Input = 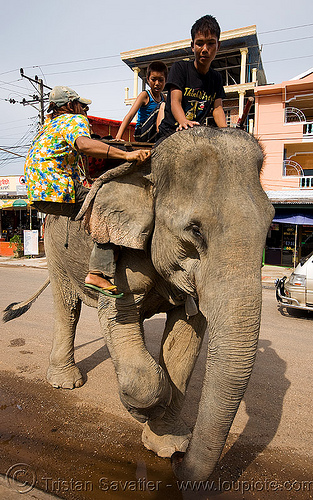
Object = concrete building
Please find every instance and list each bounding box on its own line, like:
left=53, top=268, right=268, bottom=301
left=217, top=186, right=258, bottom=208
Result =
left=120, top=25, right=266, bottom=131
left=254, top=69, right=313, bottom=266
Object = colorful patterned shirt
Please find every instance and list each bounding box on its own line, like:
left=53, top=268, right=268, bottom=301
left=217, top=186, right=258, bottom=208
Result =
left=25, top=114, right=91, bottom=203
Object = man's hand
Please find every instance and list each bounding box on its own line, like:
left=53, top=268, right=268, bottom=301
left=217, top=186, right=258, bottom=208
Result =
left=171, top=88, right=200, bottom=132
left=176, top=120, right=200, bottom=131
left=75, top=136, right=151, bottom=163
left=125, top=149, right=151, bottom=163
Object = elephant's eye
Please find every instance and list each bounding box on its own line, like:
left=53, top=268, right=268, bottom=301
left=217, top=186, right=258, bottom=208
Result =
left=185, top=223, right=206, bottom=247
left=191, top=224, right=202, bottom=237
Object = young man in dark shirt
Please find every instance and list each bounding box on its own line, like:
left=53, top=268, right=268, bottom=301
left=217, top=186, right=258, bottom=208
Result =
left=158, top=15, right=226, bottom=138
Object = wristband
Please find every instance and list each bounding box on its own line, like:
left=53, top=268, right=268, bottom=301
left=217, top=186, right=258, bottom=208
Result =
left=106, top=145, right=111, bottom=160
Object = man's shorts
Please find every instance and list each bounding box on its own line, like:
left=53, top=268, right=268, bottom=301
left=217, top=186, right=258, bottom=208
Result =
left=31, top=180, right=89, bottom=219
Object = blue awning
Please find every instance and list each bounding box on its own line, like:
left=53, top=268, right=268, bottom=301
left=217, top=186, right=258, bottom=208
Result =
left=273, top=213, right=313, bottom=225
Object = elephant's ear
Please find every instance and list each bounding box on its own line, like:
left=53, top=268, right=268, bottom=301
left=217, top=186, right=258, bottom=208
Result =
left=84, top=170, right=154, bottom=250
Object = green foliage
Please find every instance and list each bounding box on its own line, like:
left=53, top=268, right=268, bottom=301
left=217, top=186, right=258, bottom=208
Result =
left=9, top=234, right=24, bottom=257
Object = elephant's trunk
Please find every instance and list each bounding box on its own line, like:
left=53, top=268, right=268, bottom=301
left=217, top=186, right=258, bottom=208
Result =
left=173, top=263, right=262, bottom=480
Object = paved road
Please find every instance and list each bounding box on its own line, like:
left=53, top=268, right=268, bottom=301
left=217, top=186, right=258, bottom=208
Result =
left=0, top=266, right=312, bottom=500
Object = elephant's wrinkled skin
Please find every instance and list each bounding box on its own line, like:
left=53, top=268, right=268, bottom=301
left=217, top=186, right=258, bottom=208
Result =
left=7, top=127, right=274, bottom=481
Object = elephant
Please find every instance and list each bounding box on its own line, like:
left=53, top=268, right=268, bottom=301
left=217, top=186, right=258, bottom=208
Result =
left=3, top=126, right=274, bottom=481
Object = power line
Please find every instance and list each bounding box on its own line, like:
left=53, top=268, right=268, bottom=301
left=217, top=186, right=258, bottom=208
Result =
left=263, top=35, right=313, bottom=46
left=0, top=79, right=30, bottom=91
left=0, top=117, right=35, bottom=125
left=262, top=53, right=313, bottom=64
left=0, top=125, right=35, bottom=132
left=0, top=137, right=31, bottom=141
left=259, top=23, right=313, bottom=35
left=0, top=55, right=121, bottom=78
left=0, top=54, right=310, bottom=112
left=217, top=37, right=313, bottom=55
left=1, top=22, right=312, bottom=79
left=25, top=54, right=121, bottom=69
left=0, top=85, right=32, bottom=98
left=10, top=70, right=51, bottom=126
left=70, top=78, right=133, bottom=87
left=0, top=123, right=35, bottom=132
left=0, top=145, right=30, bottom=148
left=1, top=34, right=312, bottom=87
left=0, top=146, right=25, bottom=158
left=0, top=119, right=37, bottom=167
left=19, top=36, right=313, bottom=78
left=44, top=64, right=124, bottom=76
left=0, top=69, right=19, bottom=77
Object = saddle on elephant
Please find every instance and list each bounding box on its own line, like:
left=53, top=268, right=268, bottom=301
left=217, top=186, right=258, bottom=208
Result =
left=86, top=137, right=153, bottom=180
left=77, top=139, right=154, bottom=251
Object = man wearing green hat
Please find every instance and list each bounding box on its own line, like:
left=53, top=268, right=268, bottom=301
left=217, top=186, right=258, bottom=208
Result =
left=25, top=86, right=150, bottom=297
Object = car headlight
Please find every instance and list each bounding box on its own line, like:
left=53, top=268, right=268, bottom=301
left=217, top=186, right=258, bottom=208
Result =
left=288, top=273, right=306, bottom=286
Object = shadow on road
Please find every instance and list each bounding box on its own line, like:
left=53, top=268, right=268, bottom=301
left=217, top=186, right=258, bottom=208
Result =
left=277, top=304, right=313, bottom=319
left=214, top=338, right=291, bottom=482
left=76, top=342, right=110, bottom=382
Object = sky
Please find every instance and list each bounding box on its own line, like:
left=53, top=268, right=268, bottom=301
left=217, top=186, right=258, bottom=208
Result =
left=0, top=0, right=312, bottom=176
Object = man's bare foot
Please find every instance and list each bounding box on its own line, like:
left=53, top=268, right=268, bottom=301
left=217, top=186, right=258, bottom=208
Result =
left=85, top=273, right=118, bottom=293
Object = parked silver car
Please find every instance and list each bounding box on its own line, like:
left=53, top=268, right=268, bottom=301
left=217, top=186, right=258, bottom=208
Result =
left=276, top=251, right=313, bottom=312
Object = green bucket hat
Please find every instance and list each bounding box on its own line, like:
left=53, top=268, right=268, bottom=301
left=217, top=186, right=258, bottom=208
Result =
left=48, top=86, right=92, bottom=109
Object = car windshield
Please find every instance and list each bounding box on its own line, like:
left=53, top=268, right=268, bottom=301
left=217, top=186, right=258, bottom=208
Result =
left=300, top=251, right=313, bottom=266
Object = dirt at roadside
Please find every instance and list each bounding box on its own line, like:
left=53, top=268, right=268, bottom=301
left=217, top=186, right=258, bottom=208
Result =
left=1, top=372, right=312, bottom=500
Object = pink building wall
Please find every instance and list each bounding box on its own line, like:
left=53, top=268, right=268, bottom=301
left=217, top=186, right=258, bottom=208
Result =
left=254, top=74, right=313, bottom=191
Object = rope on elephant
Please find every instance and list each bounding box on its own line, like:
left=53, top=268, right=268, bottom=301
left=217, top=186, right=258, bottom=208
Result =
left=75, top=157, right=151, bottom=222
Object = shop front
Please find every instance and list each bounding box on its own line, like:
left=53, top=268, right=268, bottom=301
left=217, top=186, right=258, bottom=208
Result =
left=0, top=203, right=44, bottom=256
left=0, top=175, right=44, bottom=256
left=265, top=207, right=313, bottom=267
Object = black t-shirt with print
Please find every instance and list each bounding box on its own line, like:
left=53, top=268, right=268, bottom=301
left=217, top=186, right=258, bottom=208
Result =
left=158, top=60, right=225, bottom=137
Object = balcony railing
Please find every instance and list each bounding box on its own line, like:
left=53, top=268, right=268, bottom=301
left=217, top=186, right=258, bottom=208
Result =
left=285, top=107, right=306, bottom=123
left=300, top=176, right=313, bottom=189
left=283, top=161, right=313, bottom=188
left=283, top=159, right=304, bottom=176
left=304, top=122, right=313, bottom=137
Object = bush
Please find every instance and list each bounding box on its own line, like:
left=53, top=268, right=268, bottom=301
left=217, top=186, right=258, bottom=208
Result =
left=9, top=234, right=24, bottom=258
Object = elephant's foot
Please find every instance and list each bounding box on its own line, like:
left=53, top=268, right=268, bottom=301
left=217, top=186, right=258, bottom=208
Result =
left=47, top=364, right=84, bottom=389
left=142, top=418, right=191, bottom=458
left=119, top=368, right=172, bottom=423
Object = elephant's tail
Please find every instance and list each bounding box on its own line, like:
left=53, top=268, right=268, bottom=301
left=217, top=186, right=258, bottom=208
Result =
left=2, top=277, right=50, bottom=322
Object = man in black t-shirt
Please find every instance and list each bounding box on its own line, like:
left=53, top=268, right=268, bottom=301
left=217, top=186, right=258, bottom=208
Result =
left=158, top=15, right=226, bottom=138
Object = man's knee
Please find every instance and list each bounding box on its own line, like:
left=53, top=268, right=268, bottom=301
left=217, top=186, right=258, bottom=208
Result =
left=32, top=201, right=77, bottom=218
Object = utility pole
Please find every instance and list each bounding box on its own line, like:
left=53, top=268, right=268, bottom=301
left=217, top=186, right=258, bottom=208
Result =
left=19, top=68, right=52, bottom=126
left=39, top=78, right=45, bottom=126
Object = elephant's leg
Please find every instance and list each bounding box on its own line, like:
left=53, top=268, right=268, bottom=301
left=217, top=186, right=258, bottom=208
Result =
left=46, top=271, right=83, bottom=389
left=142, top=306, right=207, bottom=457
left=97, top=293, right=172, bottom=423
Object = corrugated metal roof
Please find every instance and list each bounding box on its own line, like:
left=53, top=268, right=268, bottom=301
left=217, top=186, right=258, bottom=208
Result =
left=266, top=190, right=313, bottom=204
